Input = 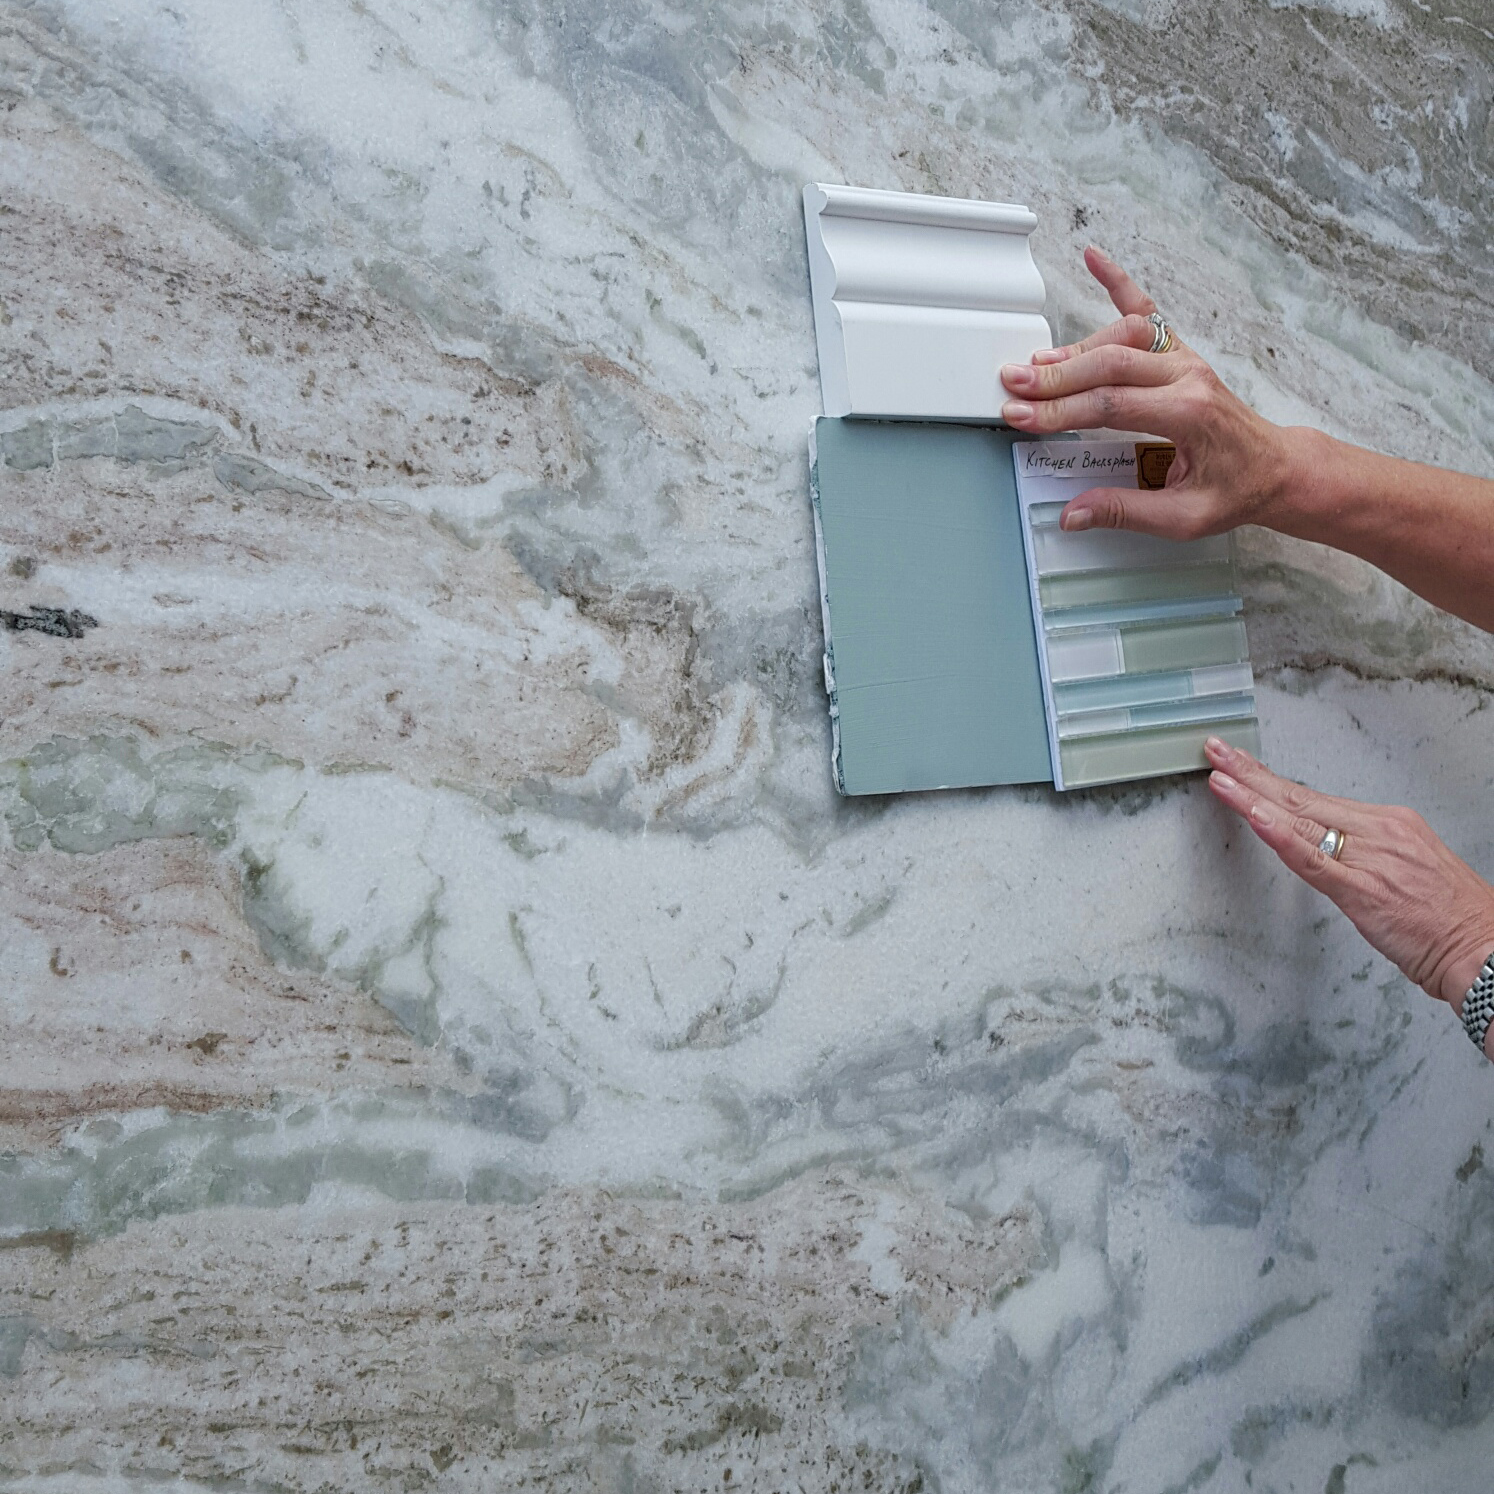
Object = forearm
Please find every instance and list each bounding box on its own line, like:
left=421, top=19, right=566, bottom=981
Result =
left=1270, top=427, right=1494, bottom=633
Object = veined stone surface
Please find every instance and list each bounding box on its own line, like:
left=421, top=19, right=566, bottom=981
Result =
left=1, top=1, right=1492, bottom=1489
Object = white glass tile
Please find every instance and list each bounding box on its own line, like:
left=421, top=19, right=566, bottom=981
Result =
left=1191, top=661, right=1255, bottom=697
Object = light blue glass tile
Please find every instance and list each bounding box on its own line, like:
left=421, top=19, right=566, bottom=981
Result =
left=1128, top=692, right=1257, bottom=730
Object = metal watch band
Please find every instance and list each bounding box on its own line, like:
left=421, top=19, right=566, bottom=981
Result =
left=1459, top=952, right=1494, bottom=1057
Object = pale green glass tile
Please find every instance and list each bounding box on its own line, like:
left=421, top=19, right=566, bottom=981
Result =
left=1052, top=669, right=1192, bottom=713
left=1039, top=562, right=1238, bottom=610
left=1120, top=615, right=1248, bottom=673
left=1059, top=715, right=1261, bottom=788
left=1031, top=524, right=1231, bottom=577
left=1045, top=594, right=1240, bottom=631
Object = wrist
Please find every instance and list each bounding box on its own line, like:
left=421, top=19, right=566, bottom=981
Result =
left=1257, top=424, right=1335, bottom=536
left=1434, top=930, right=1494, bottom=1013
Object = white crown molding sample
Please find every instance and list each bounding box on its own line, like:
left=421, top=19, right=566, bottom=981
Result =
left=803, top=183, right=1053, bottom=421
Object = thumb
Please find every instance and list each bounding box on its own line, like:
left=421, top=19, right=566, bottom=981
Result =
left=1059, top=485, right=1210, bottom=541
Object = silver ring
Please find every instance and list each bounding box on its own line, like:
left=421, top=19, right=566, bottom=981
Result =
left=1147, top=311, right=1175, bottom=354
left=1317, top=827, right=1346, bottom=861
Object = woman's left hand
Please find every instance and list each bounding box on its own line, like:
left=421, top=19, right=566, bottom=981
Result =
left=1204, top=736, right=1494, bottom=1041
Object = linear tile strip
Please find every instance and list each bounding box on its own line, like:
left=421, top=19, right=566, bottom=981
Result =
left=1058, top=716, right=1262, bottom=788
left=1056, top=691, right=1258, bottom=740
left=1039, top=562, right=1238, bottom=610
left=1052, top=662, right=1255, bottom=713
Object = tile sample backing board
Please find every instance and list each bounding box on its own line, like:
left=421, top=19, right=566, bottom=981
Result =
left=809, top=417, right=1052, bottom=795
left=1013, top=440, right=1261, bottom=790
left=808, top=423, right=1263, bottom=795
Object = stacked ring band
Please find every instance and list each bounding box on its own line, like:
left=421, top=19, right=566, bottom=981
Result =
left=1317, top=827, right=1346, bottom=861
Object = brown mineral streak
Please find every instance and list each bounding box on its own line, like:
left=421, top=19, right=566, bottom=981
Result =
left=0, top=1178, right=1039, bottom=1487
left=0, top=93, right=715, bottom=795
left=0, top=838, right=472, bottom=1149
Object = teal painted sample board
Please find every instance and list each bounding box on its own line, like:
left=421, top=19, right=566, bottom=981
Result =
left=810, top=417, right=1052, bottom=795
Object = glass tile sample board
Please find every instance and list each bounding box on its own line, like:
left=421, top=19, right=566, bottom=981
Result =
left=808, top=422, right=1260, bottom=794
left=1013, top=440, right=1260, bottom=790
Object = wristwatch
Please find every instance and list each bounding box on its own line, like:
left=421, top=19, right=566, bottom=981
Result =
left=1459, top=952, right=1494, bottom=1057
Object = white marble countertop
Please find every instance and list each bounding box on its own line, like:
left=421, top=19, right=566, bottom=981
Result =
left=3, top=0, right=1493, bottom=1488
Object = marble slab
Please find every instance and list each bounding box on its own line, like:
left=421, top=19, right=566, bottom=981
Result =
left=3, top=0, right=1494, bottom=1489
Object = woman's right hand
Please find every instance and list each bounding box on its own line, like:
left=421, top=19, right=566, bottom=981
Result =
left=999, top=247, right=1304, bottom=541
left=1205, top=737, right=1494, bottom=1047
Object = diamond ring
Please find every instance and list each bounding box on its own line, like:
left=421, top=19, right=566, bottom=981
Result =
left=1317, top=827, right=1346, bottom=861
left=1147, top=311, right=1175, bottom=354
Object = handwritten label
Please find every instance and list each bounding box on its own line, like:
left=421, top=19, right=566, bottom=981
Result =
left=1020, top=444, right=1139, bottom=478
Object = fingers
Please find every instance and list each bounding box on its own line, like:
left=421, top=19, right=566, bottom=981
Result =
left=1033, top=314, right=1158, bottom=367
left=1003, top=343, right=1178, bottom=403
left=1205, top=739, right=1377, bottom=835
left=1001, top=383, right=1173, bottom=438
left=1056, top=485, right=1214, bottom=542
left=1207, top=762, right=1354, bottom=893
left=1085, top=246, right=1158, bottom=318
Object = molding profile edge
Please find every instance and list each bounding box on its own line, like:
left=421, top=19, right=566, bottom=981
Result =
left=803, top=182, right=1052, bottom=422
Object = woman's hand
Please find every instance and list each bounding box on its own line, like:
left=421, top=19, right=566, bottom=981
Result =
left=1205, top=736, right=1494, bottom=1046
left=999, top=247, right=1298, bottom=542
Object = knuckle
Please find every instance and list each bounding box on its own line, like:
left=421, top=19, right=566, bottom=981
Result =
left=1291, top=814, right=1320, bottom=843
left=1380, top=806, right=1425, bottom=844
left=1097, top=343, right=1132, bottom=379
left=1098, top=498, right=1128, bottom=530
left=1281, top=782, right=1315, bottom=814
left=1093, top=386, right=1121, bottom=419
left=1034, top=362, right=1064, bottom=396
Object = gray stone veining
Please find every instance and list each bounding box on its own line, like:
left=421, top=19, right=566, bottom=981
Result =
left=2, top=0, right=1493, bottom=1489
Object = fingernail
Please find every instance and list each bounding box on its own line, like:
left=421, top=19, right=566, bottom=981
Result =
left=1061, top=507, right=1092, bottom=531
left=1001, top=363, right=1033, bottom=389
left=1250, top=803, right=1274, bottom=827
left=1205, top=735, right=1234, bottom=764
left=1209, top=771, right=1237, bottom=792
left=1032, top=348, right=1066, bottom=365
left=1089, top=245, right=1113, bottom=262
left=1002, top=401, right=1034, bottom=424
